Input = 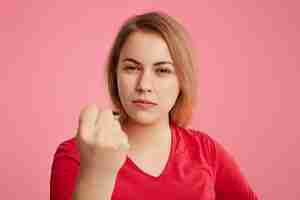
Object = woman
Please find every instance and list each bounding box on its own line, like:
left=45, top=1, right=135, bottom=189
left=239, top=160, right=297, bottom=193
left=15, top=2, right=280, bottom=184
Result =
left=50, top=11, right=258, bottom=200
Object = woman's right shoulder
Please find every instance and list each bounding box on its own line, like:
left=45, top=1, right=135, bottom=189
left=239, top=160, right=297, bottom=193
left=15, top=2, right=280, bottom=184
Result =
left=53, top=137, right=80, bottom=163
left=50, top=137, right=80, bottom=199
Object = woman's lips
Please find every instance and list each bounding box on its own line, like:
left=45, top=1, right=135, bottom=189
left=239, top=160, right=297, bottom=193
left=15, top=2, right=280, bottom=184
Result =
left=132, top=99, right=157, bottom=105
left=132, top=100, right=157, bottom=109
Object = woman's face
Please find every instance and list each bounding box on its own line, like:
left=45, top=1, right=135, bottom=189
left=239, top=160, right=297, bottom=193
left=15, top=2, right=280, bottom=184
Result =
left=116, top=31, right=180, bottom=125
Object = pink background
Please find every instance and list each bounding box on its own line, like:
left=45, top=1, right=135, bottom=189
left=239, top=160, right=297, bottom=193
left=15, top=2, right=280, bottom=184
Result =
left=1, top=1, right=299, bottom=199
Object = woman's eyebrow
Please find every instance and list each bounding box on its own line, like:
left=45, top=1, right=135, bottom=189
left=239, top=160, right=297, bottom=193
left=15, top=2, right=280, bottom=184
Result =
left=122, top=58, right=173, bottom=66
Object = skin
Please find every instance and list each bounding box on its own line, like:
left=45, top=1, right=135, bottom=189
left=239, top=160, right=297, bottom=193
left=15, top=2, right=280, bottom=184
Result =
left=116, top=31, right=180, bottom=168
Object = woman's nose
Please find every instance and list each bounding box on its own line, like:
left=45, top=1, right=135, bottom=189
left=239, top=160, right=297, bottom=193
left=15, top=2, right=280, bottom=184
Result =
left=135, top=70, right=153, bottom=93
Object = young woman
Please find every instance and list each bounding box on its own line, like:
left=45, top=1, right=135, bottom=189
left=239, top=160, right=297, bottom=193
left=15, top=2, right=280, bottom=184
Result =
left=50, top=11, right=258, bottom=200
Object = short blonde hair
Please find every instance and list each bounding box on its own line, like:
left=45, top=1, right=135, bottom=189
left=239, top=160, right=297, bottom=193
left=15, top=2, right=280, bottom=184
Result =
left=105, top=11, right=198, bottom=127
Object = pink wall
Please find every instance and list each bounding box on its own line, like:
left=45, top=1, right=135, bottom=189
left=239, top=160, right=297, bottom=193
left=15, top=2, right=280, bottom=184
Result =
left=1, top=1, right=299, bottom=199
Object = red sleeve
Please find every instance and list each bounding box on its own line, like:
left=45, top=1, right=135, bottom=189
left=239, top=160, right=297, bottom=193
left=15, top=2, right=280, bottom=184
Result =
left=212, top=139, right=259, bottom=200
left=50, top=138, right=80, bottom=200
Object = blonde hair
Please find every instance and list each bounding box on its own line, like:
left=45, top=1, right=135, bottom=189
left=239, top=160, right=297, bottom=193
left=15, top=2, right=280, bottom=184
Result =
left=105, top=11, right=198, bottom=128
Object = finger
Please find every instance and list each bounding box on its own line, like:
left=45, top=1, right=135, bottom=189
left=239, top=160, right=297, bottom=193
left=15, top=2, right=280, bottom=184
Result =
left=119, top=134, right=130, bottom=150
left=95, top=109, right=116, bottom=128
left=78, top=104, right=99, bottom=139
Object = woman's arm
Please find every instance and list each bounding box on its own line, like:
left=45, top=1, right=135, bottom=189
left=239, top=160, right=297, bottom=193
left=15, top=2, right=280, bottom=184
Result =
left=50, top=147, right=80, bottom=200
left=213, top=140, right=259, bottom=200
left=72, top=166, right=118, bottom=200
left=50, top=140, right=118, bottom=200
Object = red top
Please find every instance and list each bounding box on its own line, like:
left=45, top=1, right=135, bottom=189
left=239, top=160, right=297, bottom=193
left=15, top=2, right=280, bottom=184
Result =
left=50, top=121, right=258, bottom=199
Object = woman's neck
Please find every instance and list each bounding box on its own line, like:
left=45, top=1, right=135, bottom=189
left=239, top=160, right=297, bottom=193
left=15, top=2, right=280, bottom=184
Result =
left=121, top=117, right=171, bottom=152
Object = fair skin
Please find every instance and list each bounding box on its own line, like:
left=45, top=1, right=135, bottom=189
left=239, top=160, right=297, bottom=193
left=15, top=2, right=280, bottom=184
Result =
left=116, top=31, right=180, bottom=176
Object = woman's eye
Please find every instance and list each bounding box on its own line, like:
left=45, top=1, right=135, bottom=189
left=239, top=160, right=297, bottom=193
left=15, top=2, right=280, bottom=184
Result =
left=157, top=68, right=172, bottom=74
left=123, top=66, right=172, bottom=74
left=124, top=66, right=139, bottom=71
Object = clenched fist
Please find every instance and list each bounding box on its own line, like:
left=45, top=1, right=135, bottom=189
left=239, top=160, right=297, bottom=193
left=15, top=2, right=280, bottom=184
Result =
left=76, top=104, right=130, bottom=175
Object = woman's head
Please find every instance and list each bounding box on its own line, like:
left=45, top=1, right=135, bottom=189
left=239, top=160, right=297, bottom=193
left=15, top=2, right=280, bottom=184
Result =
left=105, top=11, right=198, bottom=127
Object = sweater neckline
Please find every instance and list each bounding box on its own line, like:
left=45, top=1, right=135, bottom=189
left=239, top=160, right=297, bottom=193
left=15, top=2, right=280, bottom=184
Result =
left=125, top=121, right=176, bottom=180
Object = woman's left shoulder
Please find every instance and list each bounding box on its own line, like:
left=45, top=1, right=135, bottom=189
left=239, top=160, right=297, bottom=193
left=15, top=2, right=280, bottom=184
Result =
left=177, top=125, right=218, bottom=149
left=174, top=124, right=219, bottom=159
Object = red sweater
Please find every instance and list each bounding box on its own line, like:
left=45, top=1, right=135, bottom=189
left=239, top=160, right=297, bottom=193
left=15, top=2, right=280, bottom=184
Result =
left=50, top=121, right=258, bottom=199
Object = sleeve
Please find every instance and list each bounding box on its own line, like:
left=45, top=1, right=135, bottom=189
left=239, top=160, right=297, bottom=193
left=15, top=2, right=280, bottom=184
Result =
left=50, top=139, right=80, bottom=200
left=212, top=139, right=259, bottom=200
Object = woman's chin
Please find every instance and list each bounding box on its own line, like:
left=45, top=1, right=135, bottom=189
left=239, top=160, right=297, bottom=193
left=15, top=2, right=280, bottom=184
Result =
left=129, top=113, right=161, bottom=125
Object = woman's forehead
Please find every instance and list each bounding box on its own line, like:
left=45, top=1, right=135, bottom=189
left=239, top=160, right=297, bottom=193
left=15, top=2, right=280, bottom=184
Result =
left=119, top=32, right=173, bottom=64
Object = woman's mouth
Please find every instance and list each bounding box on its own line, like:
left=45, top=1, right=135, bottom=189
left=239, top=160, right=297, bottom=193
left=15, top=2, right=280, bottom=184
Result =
left=132, top=100, right=157, bottom=109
